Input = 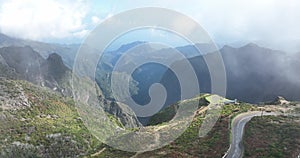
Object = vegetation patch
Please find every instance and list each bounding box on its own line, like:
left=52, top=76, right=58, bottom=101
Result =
left=243, top=115, right=300, bottom=158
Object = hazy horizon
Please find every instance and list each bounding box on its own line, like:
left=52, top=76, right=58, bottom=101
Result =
left=0, top=0, right=300, bottom=52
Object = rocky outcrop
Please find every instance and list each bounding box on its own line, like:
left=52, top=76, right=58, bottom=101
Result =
left=0, top=45, right=141, bottom=128
left=0, top=78, right=30, bottom=110
left=272, top=96, right=290, bottom=105
left=0, top=46, right=72, bottom=96
left=108, top=101, right=141, bottom=128
left=98, top=95, right=141, bottom=128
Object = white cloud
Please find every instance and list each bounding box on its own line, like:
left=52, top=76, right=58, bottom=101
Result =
left=189, top=0, right=300, bottom=42
left=73, top=29, right=89, bottom=38
left=91, top=16, right=100, bottom=24
left=113, top=0, right=300, bottom=47
left=0, top=0, right=89, bottom=40
left=1, top=0, right=300, bottom=48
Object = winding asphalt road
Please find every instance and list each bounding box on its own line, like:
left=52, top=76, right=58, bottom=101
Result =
left=225, top=111, right=277, bottom=158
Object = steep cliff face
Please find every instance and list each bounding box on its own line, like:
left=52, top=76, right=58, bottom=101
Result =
left=0, top=46, right=141, bottom=128
left=0, top=46, right=72, bottom=96
left=0, top=54, right=19, bottom=79
left=0, top=54, right=6, bottom=65
left=43, top=52, right=73, bottom=96
left=0, top=46, right=45, bottom=84
left=46, top=53, right=69, bottom=79
left=98, top=96, right=141, bottom=128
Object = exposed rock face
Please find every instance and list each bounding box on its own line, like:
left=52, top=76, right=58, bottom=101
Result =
left=0, top=45, right=141, bottom=128
left=100, top=96, right=141, bottom=128
left=0, top=46, right=45, bottom=84
left=0, top=54, right=6, bottom=65
left=46, top=53, right=69, bottom=79
left=0, top=46, right=72, bottom=96
left=111, top=102, right=141, bottom=128
left=0, top=45, right=140, bottom=129
left=43, top=53, right=72, bottom=96
left=0, top=78, right=30, bottom=110
left=0, top=55, right=19, bottom=80
left=272, top=96, right=290, bottom=105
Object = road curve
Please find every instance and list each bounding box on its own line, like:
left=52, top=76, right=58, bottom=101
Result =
left=225, top=111, right=277, bottom=158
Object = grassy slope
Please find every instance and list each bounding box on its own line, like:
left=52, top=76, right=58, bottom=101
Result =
left=0, top=80, right=106, bottom=157
left=243, top=115, right=300, bottom=158
left=120, top=99, right=256, bottom=158
left=0, top=80, right=262, bottom=158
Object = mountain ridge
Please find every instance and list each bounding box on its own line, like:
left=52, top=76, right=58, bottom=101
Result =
left=1, top=32, right=300, bottom=104
left=0, top=45, right=141, bottom=128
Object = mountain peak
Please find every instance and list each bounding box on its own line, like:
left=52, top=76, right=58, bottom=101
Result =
left=241, top=42, right=260, bottom=49
left=117, top=41, right=146, bottom=52
left=220, top=45, right=237, bottom=53
left=47, top=53, right=63, bottom=63
left=0, top=32, right=10, bottom=38
left=222, top=45, right=235, bottom=50
left=46, top=53, right=69, bottom=76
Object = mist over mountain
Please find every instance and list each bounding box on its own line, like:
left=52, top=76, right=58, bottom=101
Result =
left=99, top=40, right=300, bottom=106
left=161, top=43, right=300, bottom=104
left=0, top=46, right=73, bottom=95
left=1, top=32, right=300, bottom=105
left=222, top=43, right=300, bottom=102
left=96, top=41, right=220, bottom=103
left=0, top=38, right=141, bottom=128
left=0, top=33, right=79, bottom=68
left=0, top=32, right=299, bottom=157
left=1, top=1, right=300, bottom=156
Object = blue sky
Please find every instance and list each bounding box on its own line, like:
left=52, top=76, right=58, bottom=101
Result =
left=0, top=0, right=300, bottom=51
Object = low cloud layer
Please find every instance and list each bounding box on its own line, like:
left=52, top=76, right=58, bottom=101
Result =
left=0, top=0, right=300, bottom=49
left=0, top=0, right=90, bottom=40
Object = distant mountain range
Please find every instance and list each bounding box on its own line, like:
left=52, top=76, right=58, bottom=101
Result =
left=0, top=33, right=79, bottom=68
left=1, top=33, right=299, bottom=157
left=222, top=43, right=300, bottom=102
left=161, top=43, right=300, bottom=104
left=1, top=32, right=300, bottom=105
